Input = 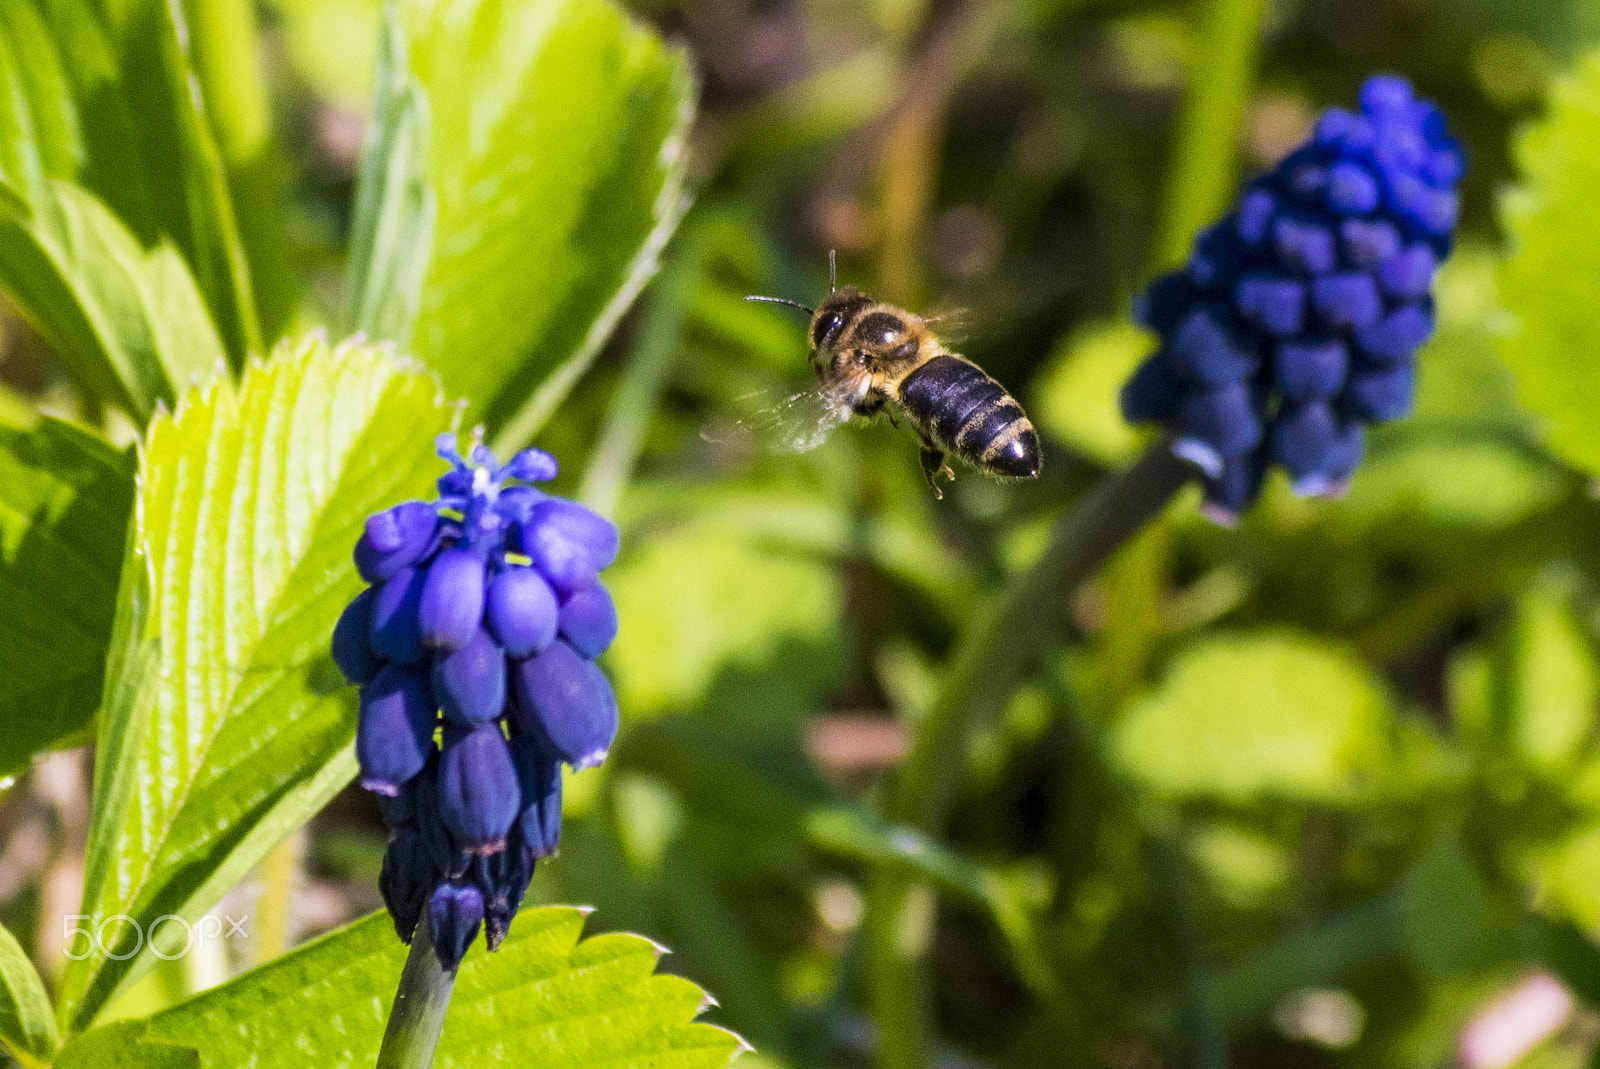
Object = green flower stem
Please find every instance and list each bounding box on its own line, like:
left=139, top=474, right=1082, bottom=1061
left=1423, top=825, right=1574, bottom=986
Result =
left=376, top=924, right=456, bottom=1069
left=862, top=870, right=933, bottom=1069
left=859, top=442, right=1195, bottom=1069
left=859, top=0, right=1263, bottom=1058
left=889, top=440, right=1196, bottom=829
left=1147, top=838, right=1227, bottom=1069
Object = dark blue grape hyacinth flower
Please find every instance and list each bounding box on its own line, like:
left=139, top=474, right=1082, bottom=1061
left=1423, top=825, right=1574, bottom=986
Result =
left=332, top=433, right=621, bottom=970
left=1122, top=74, right=1465, bottom=522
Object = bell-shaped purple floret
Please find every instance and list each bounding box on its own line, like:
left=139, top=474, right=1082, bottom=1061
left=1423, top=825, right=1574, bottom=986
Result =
left=1134, top=272, right=1197, bottom=334
left=1120, top=353, right=1184, bottom=423
left=1355, top=304, right=1434, bottom=365
left=418, top=547, right=486, bottom=651
left=369, top=566, right=427, bottom=666
left=1361, top=73, right=1414, bottom=117
left=1343, top=362, right=1416, bottom=422
left=332, top=588, right=381, bottom=686
left=508, top=641, right=619, bottom=771
left=378, top=773, right=417, bottom=826
left=380, top=826, right=435, bottom=943
left=438, top=724, right=520, bottom=855
left=428, top=881, right=484, bottom=971
left=1235, top=275, right=1305, bottom=338
left=1378, top=244, right=1436, bottom=300
left=509, top=732, right=563, bottom=859
left=1275, top=339, right=1349, bottom=402
left=1340, top=218, right=1401, bottom=269
left=1200, top=449, right=1268, bottom=525
left=1310, top=274, right=1381, bottom=332
left=1167, top=307, right=1257, bottom=386
left=1273, top=216, right=1335, bottom=274
left=355, top=501, right=438, bottom=584
left=357, top=665, right=436, bottom=796
left=1187, top=223, right=1248, bottom=292
left=1236, top=189, right=1276, bottom=247
left=472, top=845, right=534, bottom=951
left=559, top=584, right=618, bottom=659
left=1175, top=382, right=1264, bottom=459
left=412, top=760, right=468, bottom=879
left=1326, top=161, right=1379, bottom=215
left=1315, top=107, right=1374, bottom=154
left=432, top=627, right=507, bottom=725
left=519, top=500, right=620, bottom=595
left=1272, top=401, right=1344, bottom=481
left=486, top=566, right=559, bottom=659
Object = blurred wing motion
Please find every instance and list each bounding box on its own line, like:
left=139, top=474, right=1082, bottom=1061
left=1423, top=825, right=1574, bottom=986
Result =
left=702, top=385, right=853, bottom=455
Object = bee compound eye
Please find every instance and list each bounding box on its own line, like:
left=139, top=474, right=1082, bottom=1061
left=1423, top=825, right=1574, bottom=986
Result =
left=813, top=312, right=845, bottom=348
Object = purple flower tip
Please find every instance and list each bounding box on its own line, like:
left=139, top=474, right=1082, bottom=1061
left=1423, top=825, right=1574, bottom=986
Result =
left=1121, top=73, right=1462, bottom=517
left=428, top=881, right=485, bottom=971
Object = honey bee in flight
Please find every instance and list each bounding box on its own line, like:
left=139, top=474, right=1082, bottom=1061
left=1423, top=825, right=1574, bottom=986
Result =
left=746, top=256, right=1041, bottom=497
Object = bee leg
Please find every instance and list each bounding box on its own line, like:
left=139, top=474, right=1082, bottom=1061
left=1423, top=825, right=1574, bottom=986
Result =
left=919, top=446, right=955, bottom=499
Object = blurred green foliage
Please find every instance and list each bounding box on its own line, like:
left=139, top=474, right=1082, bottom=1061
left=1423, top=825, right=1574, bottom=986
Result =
left=4, top=0, right=1600, bottom=1066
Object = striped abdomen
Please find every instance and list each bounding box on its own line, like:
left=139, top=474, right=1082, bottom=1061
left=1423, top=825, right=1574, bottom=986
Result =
left=898, top=355, right=1041, bottom=478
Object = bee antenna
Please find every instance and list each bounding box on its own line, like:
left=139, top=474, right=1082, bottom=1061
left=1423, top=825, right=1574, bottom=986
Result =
left=745, top=295, right=815, bottom=315
left=829, top=250, right=837, bottom=294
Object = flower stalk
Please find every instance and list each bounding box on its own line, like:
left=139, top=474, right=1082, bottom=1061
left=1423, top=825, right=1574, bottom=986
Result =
left=376, top=921, right=457, bottom=1069
left=888, top=440, right=1197, bottom=829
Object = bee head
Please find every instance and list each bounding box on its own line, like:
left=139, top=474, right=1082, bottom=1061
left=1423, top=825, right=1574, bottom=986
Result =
left=809, top=288, right=874, bottom=352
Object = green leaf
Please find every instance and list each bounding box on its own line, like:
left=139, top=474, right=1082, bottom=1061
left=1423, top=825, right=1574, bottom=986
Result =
left=1399, top=832, right=1519, bottom=980
left=1143, top=895, right=1402, bottom=1034
left=617, top=718, right=1058, bottom=998
left=1498, top=584, right=1600, bottom=774
left=55, top=334, right=451, bottom=1030
left=1110, top=630, right=1401, bottom=804
left=1499, top=48, right=1600, bottom=477
left=1338, top=437, right=1566, bottom=543
left=53, top=1021, right=195, bottom=1069
left=0, top=0, right=262, bottom=360
left=0, top=179, right=226, bottom=422
left=344, top=5, right=434, bottom=348
left=0, top=416, right=133, bottom=779
left=1537, top=914, right=1600, bottom=1010
left=1033, top=319, right=1151, bottom=468
left=0, top=0, right=84, bottom=205
left=62, top=907, right=744, bottom=1069
left=38, top=0, right=260, bottom=358
left=1531, top=821, right=1600, bottom=928
left=606, top=522, right=845, bottom=722
left=0, top=921, right=58, bottom=1066
left=362, top=0, right=695, bottom=446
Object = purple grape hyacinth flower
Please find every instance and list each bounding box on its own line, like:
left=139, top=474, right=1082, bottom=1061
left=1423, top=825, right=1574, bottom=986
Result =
left=1122, top=74, right=1465, bottom=522
left=332, top=432, right=623, bottom=970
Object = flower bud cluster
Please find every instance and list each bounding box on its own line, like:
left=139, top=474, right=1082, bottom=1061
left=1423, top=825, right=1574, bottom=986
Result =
left=1121, top=74, right=1465, bottom=521
left=332, top=434, right=620, bottom=969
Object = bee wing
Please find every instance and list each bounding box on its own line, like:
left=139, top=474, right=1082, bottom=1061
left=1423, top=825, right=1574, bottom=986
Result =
left=920, top=306, right=972, bottom=347
left=701, top=386, right=853, bottom=456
